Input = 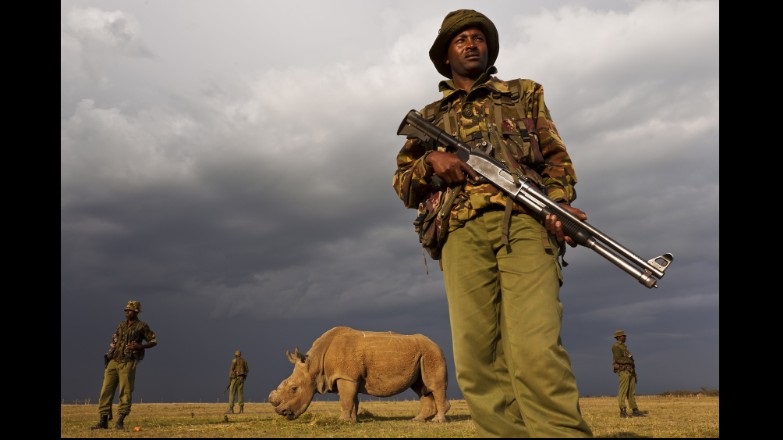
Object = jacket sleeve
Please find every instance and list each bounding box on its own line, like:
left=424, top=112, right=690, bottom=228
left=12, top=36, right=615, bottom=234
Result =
left=392, top=137, right=437, bottom=209
left=141, top=324, right=157, bottom=346
left=529, top=82, right=578, bottom=204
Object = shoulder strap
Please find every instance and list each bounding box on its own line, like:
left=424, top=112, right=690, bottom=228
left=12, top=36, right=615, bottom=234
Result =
left=422, top=99, right=455, bottom=139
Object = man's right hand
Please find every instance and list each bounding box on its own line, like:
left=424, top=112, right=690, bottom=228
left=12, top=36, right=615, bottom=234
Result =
left=426, top=150, right=481, bottom=185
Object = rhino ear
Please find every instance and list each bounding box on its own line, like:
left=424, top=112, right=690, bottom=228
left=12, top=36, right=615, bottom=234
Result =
left=285, top=350, right=295, bottom=364
left=286, top=347, right=307, bottom=364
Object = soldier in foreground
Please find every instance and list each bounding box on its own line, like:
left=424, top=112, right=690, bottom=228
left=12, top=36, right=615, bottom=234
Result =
left=91, top=300, right=158, bottom=430
left=392, top=8, right=592, bottom=437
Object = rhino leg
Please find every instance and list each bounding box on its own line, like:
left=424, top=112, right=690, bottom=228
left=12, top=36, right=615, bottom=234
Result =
left=430, top=393, right=450, bottom=423
left=411, top=383, right=451, bottom=423
left=425, top=385, right=450, bottom=423
left=411, top=383, right=450, bottom=422
left=418, top=353, right=451, bottom=423
left=413, top=391, right=437, bottom=422
left=335, top=378, right=359, bottom=422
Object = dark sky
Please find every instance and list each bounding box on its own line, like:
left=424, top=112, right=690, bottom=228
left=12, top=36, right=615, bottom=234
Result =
left=61, top=0, right=718, bottom=406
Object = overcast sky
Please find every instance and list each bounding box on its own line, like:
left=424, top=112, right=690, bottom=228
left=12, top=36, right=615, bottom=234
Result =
left=61, top=0, right=719, bottom=406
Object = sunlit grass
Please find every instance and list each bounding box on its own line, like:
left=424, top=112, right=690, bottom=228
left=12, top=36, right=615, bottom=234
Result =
left=61, top=395, right=718, bottom=438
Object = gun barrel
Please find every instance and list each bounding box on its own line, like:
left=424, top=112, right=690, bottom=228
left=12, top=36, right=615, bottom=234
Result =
left=398, top=109, right=674, bottom=288
left=511, top=175, right=671, bottom=279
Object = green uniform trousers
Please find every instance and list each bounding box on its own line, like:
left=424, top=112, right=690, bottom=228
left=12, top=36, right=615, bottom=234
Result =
left=441, top=210, right=592, bottom=437
left=616, top=370, right=638, bottom=410
left=98, top=359, right=137, bottom=416
left=228, top=376, right=246, bottom=407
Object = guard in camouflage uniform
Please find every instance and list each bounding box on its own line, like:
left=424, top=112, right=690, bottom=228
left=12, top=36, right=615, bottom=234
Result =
left=91, top=300, right=158, bottom=430
left=612, top=330, right=644, bottom=418
left=225, top=350, right=249, bottom=414
left=392, top=9, right=592, bottom=437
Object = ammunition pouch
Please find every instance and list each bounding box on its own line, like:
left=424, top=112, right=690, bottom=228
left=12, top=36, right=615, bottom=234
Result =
left=414, top=185, right=462, bottom=260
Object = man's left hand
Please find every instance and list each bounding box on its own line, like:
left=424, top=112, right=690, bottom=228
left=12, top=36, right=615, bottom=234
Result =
left=545, top=203, right=587, bottom=247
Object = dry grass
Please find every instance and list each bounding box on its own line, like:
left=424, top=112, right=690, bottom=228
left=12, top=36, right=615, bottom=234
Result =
left=61, top=395, right=718, bottom=438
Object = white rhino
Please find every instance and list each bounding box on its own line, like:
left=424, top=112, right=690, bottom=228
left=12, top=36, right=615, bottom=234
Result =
left=267, top=326, right=451, bottom=423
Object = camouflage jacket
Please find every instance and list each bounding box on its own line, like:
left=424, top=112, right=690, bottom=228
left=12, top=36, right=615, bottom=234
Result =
left=611, top=340, right=635, bottom=373
left=392, top=67, right=578, bottom=232
left=106, top=319, right=157, bottom=363
left=229, top=356, right=249, bottom=379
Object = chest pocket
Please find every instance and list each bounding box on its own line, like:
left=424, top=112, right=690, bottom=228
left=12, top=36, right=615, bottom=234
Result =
left=489, top=81, right=545, bottom=175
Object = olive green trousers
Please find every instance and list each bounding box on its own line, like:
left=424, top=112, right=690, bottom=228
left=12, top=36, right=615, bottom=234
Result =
left=617, top=370, right=638, bottom=410
left=98, top=359, right=137, bottom=416
left=228, top=376, right=246, bottom=408
left=441, top=210, right=592, bottom=437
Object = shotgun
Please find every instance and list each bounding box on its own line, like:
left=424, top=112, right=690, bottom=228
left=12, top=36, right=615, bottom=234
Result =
left=397, top=109, right=673, bottom=288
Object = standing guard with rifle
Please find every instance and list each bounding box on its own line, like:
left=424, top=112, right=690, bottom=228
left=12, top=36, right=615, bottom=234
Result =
left=612, top=330, right=644, bottom=418
left=225, top=350, right=249, bottom=414
left=392, top=9, right=595, bottom=437
left=90, top=300, right=157, bottom=430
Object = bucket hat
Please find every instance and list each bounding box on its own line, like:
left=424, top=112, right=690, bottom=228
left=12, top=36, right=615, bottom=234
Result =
left=124, top=300, right=141, bottom=312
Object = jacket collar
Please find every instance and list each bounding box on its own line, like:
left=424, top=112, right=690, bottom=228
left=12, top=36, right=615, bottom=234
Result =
left=436, top=66, right=511, bottom=101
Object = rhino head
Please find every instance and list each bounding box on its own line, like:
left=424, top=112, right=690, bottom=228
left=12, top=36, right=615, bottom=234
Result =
left=267, top=347, right=323, bottom=420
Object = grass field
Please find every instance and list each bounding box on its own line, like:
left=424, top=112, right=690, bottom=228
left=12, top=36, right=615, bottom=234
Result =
left=61, top=394, right=719, bottom=438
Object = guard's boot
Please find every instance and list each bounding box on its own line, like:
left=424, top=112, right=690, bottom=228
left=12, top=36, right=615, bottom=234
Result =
left=115, top=413, right=127, bottom=430
left=225, top=406, right=234, bottom=414
left=632, top=408, right=645, bottom=417
left=90, top=414, right=109, bottom=430
left=238, top=405, right=244, bottom=414
left=620, top=408, right=628, bottom=418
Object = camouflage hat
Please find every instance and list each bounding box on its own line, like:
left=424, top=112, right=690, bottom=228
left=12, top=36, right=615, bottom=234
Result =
left=124, top=300, right=141, bottom=313
left=429, top=9, right=499, bottom=79
left=234, top=350, right=241, bottom=357
left=613, top=330, right=626, bottom=338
